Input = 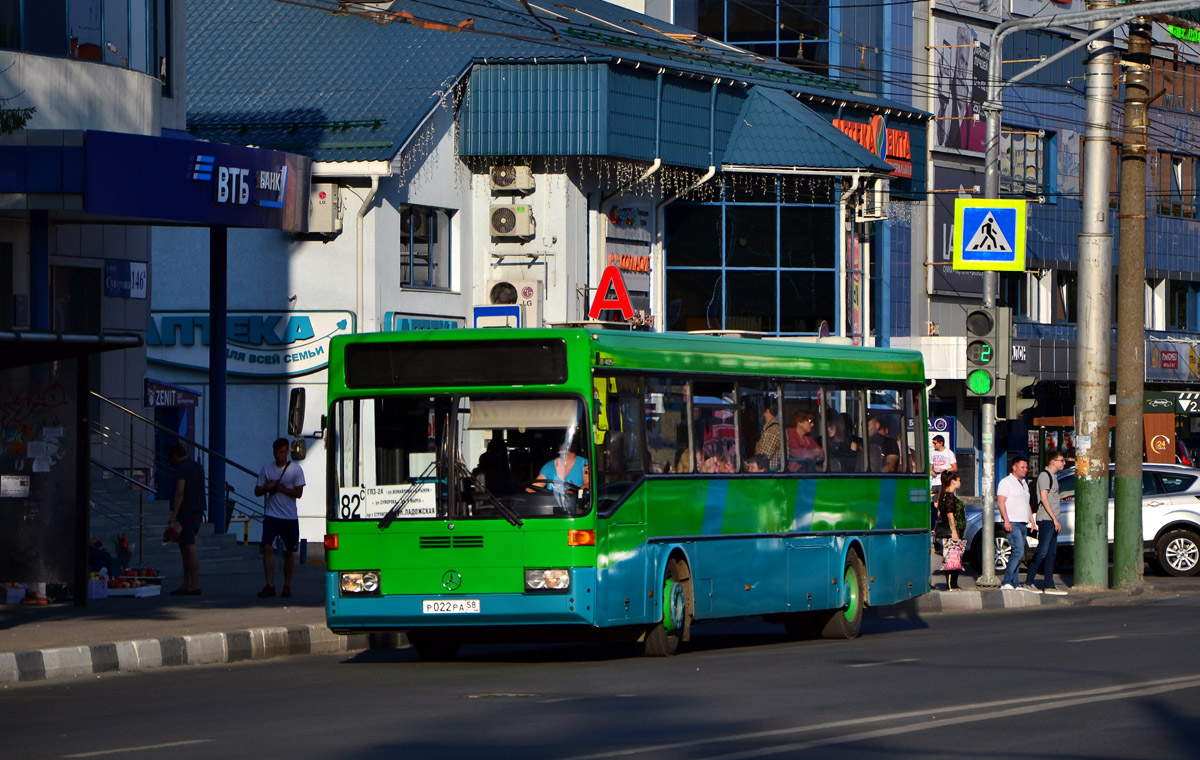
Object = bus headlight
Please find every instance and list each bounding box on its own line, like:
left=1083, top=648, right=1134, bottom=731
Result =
left=525, top=568, right=570, bottom=592
left=340, top=571, right=381, bottom=595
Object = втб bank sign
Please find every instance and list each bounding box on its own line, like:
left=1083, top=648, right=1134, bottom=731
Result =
left=148, top=311, right=355, bottom=377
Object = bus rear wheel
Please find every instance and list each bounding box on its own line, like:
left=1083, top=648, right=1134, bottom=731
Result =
left=819, top=553, right=865, bottom=639
left=641, top=557, right=691, bottom=657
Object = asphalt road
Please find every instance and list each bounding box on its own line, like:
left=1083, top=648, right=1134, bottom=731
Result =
left=5, top=598, right=1200, bottom=759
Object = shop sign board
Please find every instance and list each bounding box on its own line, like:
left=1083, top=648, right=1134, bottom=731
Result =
left=148, top=311, right=354, bottom=377
left=84, top=131, right=312, bottom=232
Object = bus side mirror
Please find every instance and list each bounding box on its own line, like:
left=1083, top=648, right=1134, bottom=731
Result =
left=288, top=388, right=306, bottom=437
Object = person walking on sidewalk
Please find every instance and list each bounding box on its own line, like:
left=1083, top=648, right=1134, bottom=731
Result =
left=168, top=442, right=206, bottom=595
left=1026, top=451, right=1068, bottom=595
left=997, top=456, right=1034, bottom=591
left=254, top=437, right=305, bottom=599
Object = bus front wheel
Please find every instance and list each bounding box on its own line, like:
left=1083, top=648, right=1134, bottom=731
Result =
left=641, top=557, right=691, bottom=657
left=819, top=553, right=865, bottom=639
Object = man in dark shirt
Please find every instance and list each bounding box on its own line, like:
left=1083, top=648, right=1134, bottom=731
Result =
left=867, top=415, right=901, bottom=473
left=168, top=442, right=206, bottom=595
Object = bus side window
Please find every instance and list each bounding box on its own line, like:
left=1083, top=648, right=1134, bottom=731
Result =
left=644, top=377, right=686, bottom=474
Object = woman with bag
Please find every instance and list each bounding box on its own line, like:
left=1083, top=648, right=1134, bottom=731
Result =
left=935, top=470, right=967, bottom=590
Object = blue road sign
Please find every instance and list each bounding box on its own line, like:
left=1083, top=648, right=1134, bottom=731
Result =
left=952, top=198, right=1026, bottom=271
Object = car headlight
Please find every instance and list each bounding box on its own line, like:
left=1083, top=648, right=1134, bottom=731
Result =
left=340, top=571, right=381, bottom=595
left=524, top=568, right=570, bottom=592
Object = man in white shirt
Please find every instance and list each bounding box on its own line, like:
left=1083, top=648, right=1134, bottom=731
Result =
left=996, top=456, right=1032, bottom=590
left=930, top=435, right=957, bottom=491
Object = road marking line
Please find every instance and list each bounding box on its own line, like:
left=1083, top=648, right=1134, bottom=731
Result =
left=560, top=673, right=1200, bottom=760
left=847, top=658, right=918, bottom=668
left=701, top=674, right=1200, bottom=759
left=64, top=739, right=212, bottom=758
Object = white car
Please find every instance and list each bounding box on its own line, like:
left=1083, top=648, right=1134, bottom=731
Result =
left=963, top=463, right=1200, bottom=577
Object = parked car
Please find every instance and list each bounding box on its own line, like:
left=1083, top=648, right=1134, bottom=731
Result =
left=963, top=463, right=1200, bottom=577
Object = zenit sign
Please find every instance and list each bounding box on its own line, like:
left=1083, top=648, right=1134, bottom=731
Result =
left=148, top=311, right=355, bottom=377
left=85, top=131, right=311, bottom=231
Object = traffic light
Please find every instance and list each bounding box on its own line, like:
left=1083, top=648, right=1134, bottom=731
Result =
left=1007, top=373, right=1037, bottom=418
left=964, top=307, right=998, bottom=397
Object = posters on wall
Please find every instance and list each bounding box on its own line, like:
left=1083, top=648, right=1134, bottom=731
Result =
left=0, top=361, right=77, bottom=583
left=932, top=165, right=986, bottom=296
left=1148, top=339, right=1200, bottom=383
left=603, top=204, right=653, bottom=327
left=932, top=19, right=991, bottom=154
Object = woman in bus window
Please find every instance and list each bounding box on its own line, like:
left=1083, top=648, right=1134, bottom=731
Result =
left=786, top=409, right=824, bottom=472
left=824, top=411, right=860, bottom=473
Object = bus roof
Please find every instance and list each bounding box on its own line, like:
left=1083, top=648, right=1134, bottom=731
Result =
left=329, top=328, right=926, bottom=394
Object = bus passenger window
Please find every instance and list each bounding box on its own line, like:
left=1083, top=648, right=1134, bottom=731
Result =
left=645, top=377, right=687, bottom=474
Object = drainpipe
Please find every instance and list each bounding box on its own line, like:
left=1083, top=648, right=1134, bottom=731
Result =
left=356, top=176, right=380, bottom=330
left=838, top=173, right=862, bottom=339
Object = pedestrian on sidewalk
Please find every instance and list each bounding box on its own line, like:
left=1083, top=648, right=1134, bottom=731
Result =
left=997, top=455, right=1033, bottom=591
left=168, top=442, right=205, bottom=596
left=254, top=437, right=305, bottom=599
left=20, top=581, right=49, bottom=605
left=1026, top=451, right=1068, bottom=595
left=935, top=470, right=967, bottom=590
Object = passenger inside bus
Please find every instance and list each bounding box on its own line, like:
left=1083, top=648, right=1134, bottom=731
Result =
left=824, top=411, right=861, bottom=473
left=786, top=409, right=824, bottom=472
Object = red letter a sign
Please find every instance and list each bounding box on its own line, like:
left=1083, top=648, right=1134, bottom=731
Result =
left=589, top=265, right=634, bottom=320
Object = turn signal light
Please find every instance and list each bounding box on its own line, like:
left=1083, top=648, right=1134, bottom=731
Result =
left=324, top=534, right=339, bottom=550
left=567, top=529, right=595, bottom=546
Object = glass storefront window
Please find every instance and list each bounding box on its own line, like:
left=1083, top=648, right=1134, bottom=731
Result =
left=665, top=183, right=837, bottom=336
left=69, top=0, right=101, bottom=60
left=27, top=1, right=68, bottom=56
left=104, top=0, right=129, bottom=67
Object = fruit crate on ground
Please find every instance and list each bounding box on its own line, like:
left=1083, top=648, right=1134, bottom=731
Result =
left=107, top=584, right=161, bottom=597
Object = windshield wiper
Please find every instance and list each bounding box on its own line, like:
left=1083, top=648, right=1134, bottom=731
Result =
left=456, top=461, right=523, bottom=527
left=377, top=460, right=438, bottom=530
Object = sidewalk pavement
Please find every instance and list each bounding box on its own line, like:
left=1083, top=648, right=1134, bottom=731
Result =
left=0, top=556, right=385, bottom=686
left=1, top=550, right=1192, bottom=686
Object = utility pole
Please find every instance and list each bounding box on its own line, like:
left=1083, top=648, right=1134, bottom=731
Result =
left=1073, top=2, right=1116, bottom=591
left=1114, top=18, right=1150, bottom=591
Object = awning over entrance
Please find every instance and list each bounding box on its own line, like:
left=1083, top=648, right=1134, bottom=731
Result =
left=0, top=331, right=143, bottom=371
left=722, top=87, right=893, bottom=174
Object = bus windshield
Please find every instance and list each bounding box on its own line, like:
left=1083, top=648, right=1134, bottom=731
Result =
left=330, top=394, right=591, bottom=522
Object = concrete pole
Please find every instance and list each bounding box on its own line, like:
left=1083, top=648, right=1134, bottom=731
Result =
left=1114, top=19, right=1150, bottom=591
left=977, top=58, right=1006, bottom=586
left=1073, top=3, right=1116, bottom=591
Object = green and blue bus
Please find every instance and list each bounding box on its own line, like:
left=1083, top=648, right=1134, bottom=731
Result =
left=323, top=328, right=930, bottom=658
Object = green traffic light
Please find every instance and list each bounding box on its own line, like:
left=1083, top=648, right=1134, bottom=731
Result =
left=966, top=368, right=994, bottom=395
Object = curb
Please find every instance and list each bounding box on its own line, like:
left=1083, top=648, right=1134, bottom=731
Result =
left=0, top=624, right=377, bottom=685
left=872, top=587, right=1094, bottom=618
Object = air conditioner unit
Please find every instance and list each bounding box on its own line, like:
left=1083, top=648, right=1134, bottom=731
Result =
left=855, top=179, right=889, bottom=222
left=479, top=279, right=542, bottom=327
left=490, top=165, right=535, bottom=193
left=400, top=207, right=429, bottom=238
left=489, top=204, right=535, bottom=238
left=308, top=183, right=342, bottom=234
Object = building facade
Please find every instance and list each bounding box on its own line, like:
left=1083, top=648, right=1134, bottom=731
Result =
left=161, top=0, right=926, bottom=541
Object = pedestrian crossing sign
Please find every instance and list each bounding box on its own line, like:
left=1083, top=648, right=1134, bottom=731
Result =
left=952, top=198, right=1026, bottom=272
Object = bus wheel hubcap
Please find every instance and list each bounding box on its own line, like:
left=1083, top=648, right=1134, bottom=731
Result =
left=663, top=578, right=684, bottom=634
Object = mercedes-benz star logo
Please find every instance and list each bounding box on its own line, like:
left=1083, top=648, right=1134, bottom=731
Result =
left=441, top=570, right=462, bottom=592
